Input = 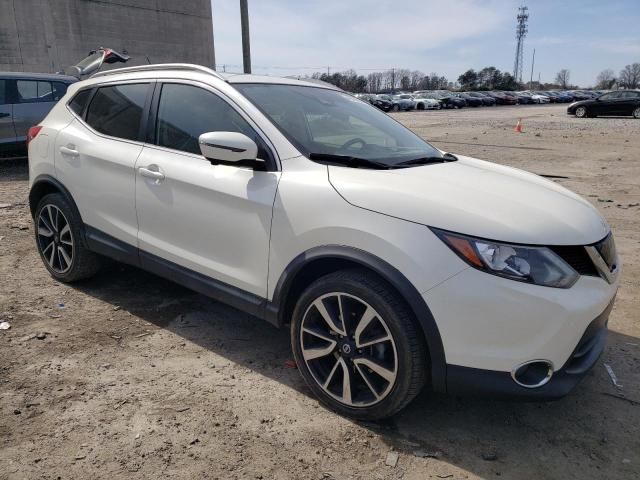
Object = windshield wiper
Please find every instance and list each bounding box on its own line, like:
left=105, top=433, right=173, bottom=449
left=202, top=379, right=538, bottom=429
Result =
left=308, top=153, right=391, bottom=170
left=392, top=152, right=458, bottom=167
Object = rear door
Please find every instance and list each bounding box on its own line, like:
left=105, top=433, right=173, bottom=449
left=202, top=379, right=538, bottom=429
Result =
left=55, top=82, right=151, bottom=247
left=0, top=79, right=18, bottom=148
left=12, top=79, right=65, bottom=140
left=135, top=81, right=280, bottom=297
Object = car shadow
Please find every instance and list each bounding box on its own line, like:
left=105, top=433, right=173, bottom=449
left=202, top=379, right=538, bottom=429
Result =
left=0, top=157, right=29, bottom=182
left=71, top=261, right=639, bottom=480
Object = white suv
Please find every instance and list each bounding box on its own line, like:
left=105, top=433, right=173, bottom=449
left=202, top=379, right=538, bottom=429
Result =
left=28, top=64, right=620, bottom=419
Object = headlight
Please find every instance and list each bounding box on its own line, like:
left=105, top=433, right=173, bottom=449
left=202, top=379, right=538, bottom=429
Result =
left=432, top=229, right=579, bottom=288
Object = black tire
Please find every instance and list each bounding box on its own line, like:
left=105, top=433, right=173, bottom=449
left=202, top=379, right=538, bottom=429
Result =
left=34, top=193, right=101, bottom=282
left=417, top=103, right=424, bottom=110
left=291, top=269, right=427, bottom=420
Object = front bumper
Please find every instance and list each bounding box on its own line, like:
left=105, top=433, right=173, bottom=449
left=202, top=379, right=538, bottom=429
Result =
left=445, top=298, right=613, bottom=400
left=424, top=267, right=618, bottom=371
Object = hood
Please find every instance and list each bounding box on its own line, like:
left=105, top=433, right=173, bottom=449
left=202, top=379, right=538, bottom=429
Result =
left=328, top=155, right=608, bottom=245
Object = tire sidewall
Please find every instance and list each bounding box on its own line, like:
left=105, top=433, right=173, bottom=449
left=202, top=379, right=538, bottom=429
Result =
left=290, top=272, right=421, bottom=420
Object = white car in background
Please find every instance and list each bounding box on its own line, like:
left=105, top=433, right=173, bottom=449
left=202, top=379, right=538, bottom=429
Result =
left=529, top=92, right=551, bottom=104
left=412, top=94, right=442, bottom=110
left=28, top=64, right=619, bottom=419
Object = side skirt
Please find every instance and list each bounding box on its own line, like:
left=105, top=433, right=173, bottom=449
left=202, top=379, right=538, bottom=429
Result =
left=83, top=225, right=278, bottom=325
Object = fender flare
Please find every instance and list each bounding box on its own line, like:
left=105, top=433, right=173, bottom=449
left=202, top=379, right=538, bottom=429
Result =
left=269, top=245, right=447, bottom=392
left=29, top=175, right=88, bottom=245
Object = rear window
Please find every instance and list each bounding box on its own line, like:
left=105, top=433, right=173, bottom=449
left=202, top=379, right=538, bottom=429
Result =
left=68, top=89, right=92, bottom=116
left=85, top=84, right=148, bottom=141
left=17, top=80, right=54, bottom=103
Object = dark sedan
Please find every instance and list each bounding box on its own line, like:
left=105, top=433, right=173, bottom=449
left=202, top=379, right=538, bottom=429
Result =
left=568, top=90, right=640, bottom=118
left=454, top=93, right=483, bottom=107
left=466, top=92, right=496, bottom=106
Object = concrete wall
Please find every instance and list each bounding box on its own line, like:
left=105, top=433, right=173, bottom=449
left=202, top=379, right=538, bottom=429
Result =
left=0, top=0, right=215, bottom=73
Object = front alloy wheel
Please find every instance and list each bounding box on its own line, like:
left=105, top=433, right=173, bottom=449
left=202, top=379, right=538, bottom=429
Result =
left=300, top=292, right=398, bottom=407
left=633, top=107, right=640, bottom=119
left=37, top=204, right=74, bottom=274
left=291, top=269, right=426, bottom=419
left=575, top=106, right=587, bottom=118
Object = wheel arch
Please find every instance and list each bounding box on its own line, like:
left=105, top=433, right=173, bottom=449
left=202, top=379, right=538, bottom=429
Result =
left=268, top=245, right=447, bottom=391
left=29, top=175, right=86, bottom=244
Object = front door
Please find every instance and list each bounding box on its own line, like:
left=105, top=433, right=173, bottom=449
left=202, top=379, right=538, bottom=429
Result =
left=135, top=82, right=280, bottom=297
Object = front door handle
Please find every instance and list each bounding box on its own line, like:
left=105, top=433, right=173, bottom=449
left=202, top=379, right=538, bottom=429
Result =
left=59, top=145, right=79, bottom=157
left=0, top=113, right=10, bottom=118
left=139, top=165, right=165, bottom=183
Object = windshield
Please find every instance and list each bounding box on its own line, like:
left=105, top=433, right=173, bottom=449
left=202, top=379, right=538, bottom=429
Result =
left=235, top=84, right=442, bottom=166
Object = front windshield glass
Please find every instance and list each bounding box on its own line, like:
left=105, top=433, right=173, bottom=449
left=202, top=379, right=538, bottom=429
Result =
left=235, top=84, right=441, bottom=166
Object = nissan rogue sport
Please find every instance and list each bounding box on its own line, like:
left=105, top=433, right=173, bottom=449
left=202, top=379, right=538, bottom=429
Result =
left=28, top=64, right=620, bottom=419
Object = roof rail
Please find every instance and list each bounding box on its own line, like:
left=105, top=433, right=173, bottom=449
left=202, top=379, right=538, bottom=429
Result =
left=92, top=63, right=225, bottom=80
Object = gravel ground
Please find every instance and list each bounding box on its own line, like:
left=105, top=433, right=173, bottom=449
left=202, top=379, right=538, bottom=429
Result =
left=1, top=104, right=639, bottom=480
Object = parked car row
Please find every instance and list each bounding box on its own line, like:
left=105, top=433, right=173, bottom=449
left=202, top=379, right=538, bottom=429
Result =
left=354, top=89, right=622, bottom=113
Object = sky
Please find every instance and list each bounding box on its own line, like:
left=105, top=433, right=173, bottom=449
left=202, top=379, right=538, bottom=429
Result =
left=211, top=0, right=640, bottom=87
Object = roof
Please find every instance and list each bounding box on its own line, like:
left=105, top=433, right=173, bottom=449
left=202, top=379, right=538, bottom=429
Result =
left=88, top=63, right=340, bottom=90
left=0, top=71, right=77, bottom=82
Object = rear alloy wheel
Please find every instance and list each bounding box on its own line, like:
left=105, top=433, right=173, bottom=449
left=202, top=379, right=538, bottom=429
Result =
left=575, top=106, right=588, bottom=118
left=392, top=104, right=400, bottom=112
left=37, top=204, right=74, bottom=274
left=35, top=193, right=101, bottom=282
left=633, top=107, right=640, bottom=119
left=291, top=269, right=426, bottom=419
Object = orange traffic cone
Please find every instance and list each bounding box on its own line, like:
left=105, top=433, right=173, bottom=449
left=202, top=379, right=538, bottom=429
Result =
left=514, top=118, right=523, bottom=133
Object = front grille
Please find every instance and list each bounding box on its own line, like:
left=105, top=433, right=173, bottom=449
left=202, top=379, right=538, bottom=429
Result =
left=550, top=245, right=599, bottom=276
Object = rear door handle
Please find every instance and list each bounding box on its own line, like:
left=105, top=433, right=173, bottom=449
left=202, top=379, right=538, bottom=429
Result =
left=59, top=145, right=79, bottom=157
left=139, top=165, right=165, bottom=183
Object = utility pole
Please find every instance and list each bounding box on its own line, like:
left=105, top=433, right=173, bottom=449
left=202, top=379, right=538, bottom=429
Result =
left=529, top=48, right=535, bottom=88
left=240, top=0, right=251, bottom=74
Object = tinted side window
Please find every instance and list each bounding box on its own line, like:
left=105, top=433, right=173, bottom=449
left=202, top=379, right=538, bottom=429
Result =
left=155, top=83, right=262, bottom=156
left=69, top=89, right=92, bottom=116
left=52, top=82, right=69, bottom=101
left=86, top=84, right=148, bottom=141
left=0, top=80, right=6, bottom=105
left=16, top=80, right=54, bottom=103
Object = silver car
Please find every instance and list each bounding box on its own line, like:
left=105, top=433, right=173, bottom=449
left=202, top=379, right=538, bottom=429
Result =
left=1, top=47, right=129, bottom=158
left=1, top=72, right=76, bottom=157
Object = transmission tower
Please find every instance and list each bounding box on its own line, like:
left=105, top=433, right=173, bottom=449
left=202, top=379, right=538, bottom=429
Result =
left=513, top=5, right=528, bottom=83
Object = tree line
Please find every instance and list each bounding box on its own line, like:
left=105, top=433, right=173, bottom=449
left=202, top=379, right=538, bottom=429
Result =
left=310, top=69, right=451, bottom=93
left=595, top=63, right=640, bottom=89
left=308, top=62, right=640, bottom=93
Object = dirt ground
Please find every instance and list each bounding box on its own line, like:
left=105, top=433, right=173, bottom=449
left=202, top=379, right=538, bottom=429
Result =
left=1, top=104, right=639, bottom=480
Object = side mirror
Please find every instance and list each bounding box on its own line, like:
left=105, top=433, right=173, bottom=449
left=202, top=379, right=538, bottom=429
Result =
left=198, top=132, right=258, bottom=164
